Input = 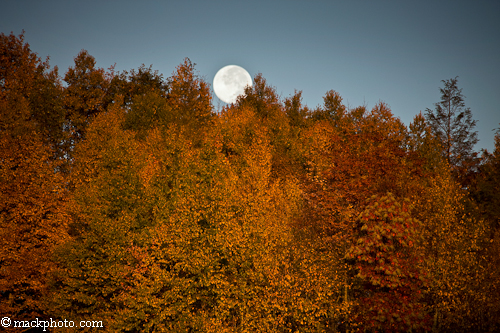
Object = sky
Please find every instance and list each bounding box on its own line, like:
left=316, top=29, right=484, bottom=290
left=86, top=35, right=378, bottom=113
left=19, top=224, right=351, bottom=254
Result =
left=2, top=0, right=499, bottom=152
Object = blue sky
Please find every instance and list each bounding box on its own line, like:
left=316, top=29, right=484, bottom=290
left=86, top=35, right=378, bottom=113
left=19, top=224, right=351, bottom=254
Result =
left=2, top=0, right=499, bottom=152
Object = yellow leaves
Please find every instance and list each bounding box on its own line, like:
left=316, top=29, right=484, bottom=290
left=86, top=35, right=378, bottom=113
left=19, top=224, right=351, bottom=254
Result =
left=409, top=159, right=491, bottom=330
left=29, top=60, right=497, bottom=331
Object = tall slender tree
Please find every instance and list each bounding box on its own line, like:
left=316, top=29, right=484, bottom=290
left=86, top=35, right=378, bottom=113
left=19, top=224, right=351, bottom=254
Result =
left=425, top=77, right=479, bottom=182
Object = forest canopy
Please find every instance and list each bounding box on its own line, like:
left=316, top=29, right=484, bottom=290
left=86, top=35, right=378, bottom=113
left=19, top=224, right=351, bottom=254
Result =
left=1, top=32, right=499, bottom=333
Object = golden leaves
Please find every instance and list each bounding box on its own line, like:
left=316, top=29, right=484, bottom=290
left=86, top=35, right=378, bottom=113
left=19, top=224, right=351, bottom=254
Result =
left=3, top=41, right=496, bottom=330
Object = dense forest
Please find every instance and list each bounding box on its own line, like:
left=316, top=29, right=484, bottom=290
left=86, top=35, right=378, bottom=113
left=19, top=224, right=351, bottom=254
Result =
left=1, top=32, right=499, bottom=332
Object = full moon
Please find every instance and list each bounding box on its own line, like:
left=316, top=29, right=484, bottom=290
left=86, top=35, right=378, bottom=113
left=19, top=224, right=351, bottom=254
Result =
left=213, top=65, right=252, bottom=104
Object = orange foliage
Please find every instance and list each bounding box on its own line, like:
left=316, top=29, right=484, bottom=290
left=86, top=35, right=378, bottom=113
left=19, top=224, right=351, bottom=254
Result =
left=0, top=32, right=68, bottom=323
left=2, top=36, right=498, bottom=331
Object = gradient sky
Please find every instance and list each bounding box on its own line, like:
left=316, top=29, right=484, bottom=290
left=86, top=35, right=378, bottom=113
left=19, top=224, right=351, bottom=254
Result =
left=2, top=0, right=499, bottom=152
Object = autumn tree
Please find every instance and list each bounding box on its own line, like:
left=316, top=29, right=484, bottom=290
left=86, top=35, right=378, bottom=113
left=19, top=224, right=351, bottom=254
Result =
left=387, top=107, right=495, bottom=332
left=167, top=58, right=213, bottom=133
left=345, top=193, right=429, bottom=332
left=406, top=112, right=444, bottom=175
left=64, top=50, right=114, bottom=145
left=471, top=128, right=500, bottom=233
left=237, top=73, right=282, bottom=120
left=405, top=147, right=488, bottom=332
left=50, top=60, right=217, bottom=330
left=309, top=90, right=347, bottom=128
left=425, top=77, right=479, bottom=184
left=0, top=32, right=68, bottom=323
left=284, top=90, right=311, bottom=128
left=0, top=31, right=66, bottom=159
left=305, top=101, right=418, bottom=209
left=48, top=101, right=153, bottom=330
left=410, top=86, right=494, bottom=330
left=373, top=107, right=492, bottom=332
left=111, top=64, right=168, bottom=107
left=123, top=91, right=174, bottom=140
left=5, top=33, right=493, bottom=330
left=236, top=75, right=305, bottom=180
left=465, top=128, right=500, bottom=331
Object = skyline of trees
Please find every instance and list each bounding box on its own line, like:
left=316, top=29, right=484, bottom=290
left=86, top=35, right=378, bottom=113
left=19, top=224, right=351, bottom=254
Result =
left=2, top=31, right=499, bottom=332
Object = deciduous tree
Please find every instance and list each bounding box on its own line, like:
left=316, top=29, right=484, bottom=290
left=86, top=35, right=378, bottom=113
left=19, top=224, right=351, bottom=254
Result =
left=111, top=64, right=168, bottom=107
left=64, top=50, right=113, bottom=144
left=472, top=128, right=500, bottom=233
left=167, top=58, right=213, bottom=132
left=0, top=32, right=68, bottom=323
left=345, top=193, right=429, bottom=332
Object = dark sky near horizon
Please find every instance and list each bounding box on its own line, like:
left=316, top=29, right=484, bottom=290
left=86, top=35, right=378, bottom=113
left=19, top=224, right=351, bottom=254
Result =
left=2, top=0, right=499, bottom=152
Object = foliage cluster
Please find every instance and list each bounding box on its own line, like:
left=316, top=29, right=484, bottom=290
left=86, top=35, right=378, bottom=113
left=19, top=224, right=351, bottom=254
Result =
left=2, top=32, right=499, bottom=332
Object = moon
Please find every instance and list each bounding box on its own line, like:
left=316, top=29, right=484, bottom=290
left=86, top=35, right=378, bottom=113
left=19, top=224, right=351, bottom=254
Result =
left=213, top=65, right=252, bottom=104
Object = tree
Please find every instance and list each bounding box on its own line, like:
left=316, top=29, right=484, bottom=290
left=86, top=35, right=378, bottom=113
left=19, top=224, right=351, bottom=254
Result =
left=310, top=90, right=346, bottom=126
left=0, top=32, right=68, bottom=323
left=64, top=50, right=113, bottom=145
left=425, top=77, right=479, bottom=183
left=123, top=91, right=174, bottom=140
left=110, top=64, right=169, bottom=107
left=466, top=129, right=500, bottom=331
left=283, top=90, right=310, bottom=128
left=423, top=169, right=486, bottom=331
left=304, top=101, right=418, bottom=211
left=236, top=74, right=300, bottom=180
left=345, top=193, right=429, bottom=332
left=237, top=73, right=282, bottom=120
left=407, top=112, right=444, bottom=174
left=472, top=128, right=500, bottom=233
left=403, top=111, right=491, bottom=332
left=0, top=114, right=67, bottom=323
left=0, top=31, right=66, bottom=160
left=167, top=58, right=213, bottom=132
left=48, top=102, right=153, bottom=331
